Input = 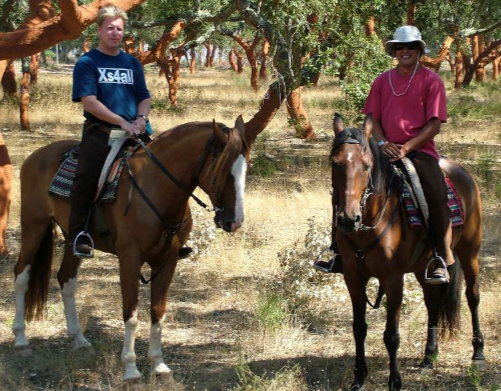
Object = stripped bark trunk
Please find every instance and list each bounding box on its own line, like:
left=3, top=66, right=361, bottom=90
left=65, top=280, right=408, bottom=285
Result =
left=209, top=45, right=217, bottom=67
left=286, top=88, right=316, bottom=140
left=454, top=41, right=464, bottom=89
left=259, top=39, right=269, bottom=80
left=167, top=48, right=184, bottom=106
left=30, top=53, right=40, bottom=85
left=493, top=56, right=500, bottom=80
left=229, top=49, right=238, bottom=72
left=83, top=37, right=91, bottom=53
left=235, top=50, right=244, bottom=73
left=0, top=134, right=12, bottom=256
left=1, top=60, right=16, bottom=99
left=20, top=57, right=31, bottom=130
left=244, top=86, right=286, bottom=146
left=204, top=42, right=211, bottom=67
left=190, top=48, right=196, bottom=74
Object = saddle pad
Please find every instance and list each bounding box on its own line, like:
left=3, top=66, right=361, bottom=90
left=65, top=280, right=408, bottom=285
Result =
left=403, top=176, right=464, bottom=229
left=49, top=150, right=127, bottom=202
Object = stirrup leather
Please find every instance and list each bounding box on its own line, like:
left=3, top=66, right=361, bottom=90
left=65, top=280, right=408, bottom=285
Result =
left=73, top=231, right=95, bottom=258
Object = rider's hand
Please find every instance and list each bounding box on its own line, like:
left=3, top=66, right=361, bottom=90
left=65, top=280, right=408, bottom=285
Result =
left=381, top=142, right=404, bottom=162
left=120, top=121, right=141, bottom=137
left=133, top=117, right=147, bottom=134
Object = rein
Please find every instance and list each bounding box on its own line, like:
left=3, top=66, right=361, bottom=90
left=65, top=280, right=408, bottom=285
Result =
left=122, top=134, right=229, bottom=284
left=332, top=128, right=402, bottom=308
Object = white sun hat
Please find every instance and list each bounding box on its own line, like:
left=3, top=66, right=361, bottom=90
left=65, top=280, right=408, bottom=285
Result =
left=385, top=25, right=429, bottom=56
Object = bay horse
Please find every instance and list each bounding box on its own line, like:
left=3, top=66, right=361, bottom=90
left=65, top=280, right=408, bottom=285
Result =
left=330, top=114, right=485, bottom=390
left=13, top=116, right=249, bottom=382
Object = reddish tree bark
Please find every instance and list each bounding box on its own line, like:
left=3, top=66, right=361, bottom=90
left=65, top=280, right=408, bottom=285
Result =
left=0, top=0, right=146, bottom=62
left=365, top=16, right=376, bottom=37
left=420, top=36, right=454, bottom=70
left=167, top=47, right=184, bottom=106
left=259, top=39, right=269, bottom=80
left=492, top=56, right=500, bottom=81
left=230, top=33, right=260, bottom=90
left=124, top=34, right=136, bottom=55
left=0, top=134, right=12, bottom=256
left=235, top=50, right=244, bottom=73
left=229, top=48, right=238, bottom=72
left=82, top=36, right=91, bottom=53
left=1, top=60, right=16, bottom=99
left=244, top=86, right=286, bottom=146
left=30, top=53, right=40, bottom=85
left=406, top=3, right=417, bottom=25
left=20, top=58, right=31, bottom=130
left=454, top=42, right=464, bottom=89
left=462, top=38, right=501, bottom=87
left=209, top=45, right=217, bottom=67
left=204, top=42, right=211, bottom=67
left=286, top=88, right=316, bottom=140
left=189, top=48, right=196, bottom=74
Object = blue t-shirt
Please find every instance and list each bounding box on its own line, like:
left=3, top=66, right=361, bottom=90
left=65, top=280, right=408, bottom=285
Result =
left=72, top=49, right=151, bottom=127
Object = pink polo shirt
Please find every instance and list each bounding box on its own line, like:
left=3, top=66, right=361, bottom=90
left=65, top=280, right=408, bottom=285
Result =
left=362, top=66, right=447, bottom=159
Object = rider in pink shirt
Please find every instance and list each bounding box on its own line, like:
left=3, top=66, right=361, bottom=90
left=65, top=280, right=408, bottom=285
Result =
left=315, top=26, right=453, bottom=284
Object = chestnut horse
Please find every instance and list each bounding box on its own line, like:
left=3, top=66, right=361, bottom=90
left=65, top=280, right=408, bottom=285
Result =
left=330, top=115, right=485, bottom=390
left=13, top=117, right=249, bottom=382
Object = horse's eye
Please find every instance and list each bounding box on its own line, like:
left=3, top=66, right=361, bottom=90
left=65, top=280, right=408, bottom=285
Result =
left=364, top=166, right=371, bottom=172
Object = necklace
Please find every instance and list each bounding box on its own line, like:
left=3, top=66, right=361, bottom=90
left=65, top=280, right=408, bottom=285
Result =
left=388, top=62, right=419, bottom=97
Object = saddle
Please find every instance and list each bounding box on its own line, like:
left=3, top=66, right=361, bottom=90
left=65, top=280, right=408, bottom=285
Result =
left=49, top=135, right=139, bottom=202
left=395, top=157, right=464, bottom=229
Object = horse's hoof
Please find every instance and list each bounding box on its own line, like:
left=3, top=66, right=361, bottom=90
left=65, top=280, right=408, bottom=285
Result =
left=154, top=363, right=172, bottom=376
left=471, top=360, right=487, bottom=371
left=349, top=382, right=365, bottom=391
left=73, top=338, right=92, bottom=349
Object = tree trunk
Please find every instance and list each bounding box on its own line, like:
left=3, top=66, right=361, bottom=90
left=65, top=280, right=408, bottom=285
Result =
left=204, top=42, right=211, bottom=67
left=0, top=134, right=12, bottom=256
left=229, top=49, right=238, bottom=72
left=83, top=37, right=91, bottom=53
left=30, top=53, right=40, bottom=85
left=365, top=16, right=376, bottom=37
left=209, top=45, right=217, bottom=67
left=1, top=60, right=17, bottom=99
left=454, top=41, right=463, bottom=89
left=493, top=56, right=500, bottom=81
left=20, top=57, right=31, bottom=130
left=190, top=48, right=196, bottom=74
left=244, top=85, right=286, bottom=146
left=168, top=48, right=184, bottom=106
left=286, top=88, right=316, bottom=140
left=235, top=50, right=244, bottom=73
left=259, top=39, right=269, bottom=79
left=406, top=3, right=417, bottom=25
left=124, top=34, right=136, bottom=55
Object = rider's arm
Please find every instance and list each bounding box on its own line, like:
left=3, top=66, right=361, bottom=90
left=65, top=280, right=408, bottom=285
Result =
left=400, top=117, right=441, bottom=156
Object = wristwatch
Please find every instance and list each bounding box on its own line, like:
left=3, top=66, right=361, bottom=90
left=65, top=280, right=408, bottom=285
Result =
left=137, top=114, right=149, bottom=123
left=377, top=139, right=387, bottom=148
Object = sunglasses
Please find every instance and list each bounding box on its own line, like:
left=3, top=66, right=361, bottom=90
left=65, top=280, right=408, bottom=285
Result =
left=394, top=42, right=420, bottom=51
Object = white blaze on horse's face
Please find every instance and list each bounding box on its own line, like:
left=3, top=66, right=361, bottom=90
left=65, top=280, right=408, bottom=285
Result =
left=230, top=154, right=247, bottom=231
left=347, top=152, right=354, bottom=163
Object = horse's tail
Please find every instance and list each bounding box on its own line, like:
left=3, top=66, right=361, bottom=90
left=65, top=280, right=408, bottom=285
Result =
left=438, top=259, right=463, bottom=338
left=25, top=223, right=55, bottom=322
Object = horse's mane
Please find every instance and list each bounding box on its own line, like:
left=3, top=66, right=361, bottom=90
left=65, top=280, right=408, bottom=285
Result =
left=329, top=127, right=393, bottom=194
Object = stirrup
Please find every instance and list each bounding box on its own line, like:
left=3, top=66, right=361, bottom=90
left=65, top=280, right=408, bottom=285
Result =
left=424, top=255, right=447, bottom=283
left=313, top=247, right=341, bottom=273
left=73, top=231, right=95, bottom=258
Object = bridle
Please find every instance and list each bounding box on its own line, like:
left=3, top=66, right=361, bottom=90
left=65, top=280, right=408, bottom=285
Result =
left=332, top=128, right=396, bottom=231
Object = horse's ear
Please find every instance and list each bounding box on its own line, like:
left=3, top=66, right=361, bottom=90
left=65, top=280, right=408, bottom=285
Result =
left=234, top=115, right=245, bottom=139
left=363, top=114, right=373, bottom=139
left=333, top=113, right=345, bottom=135
left=213, top=119, right=228, bottom=147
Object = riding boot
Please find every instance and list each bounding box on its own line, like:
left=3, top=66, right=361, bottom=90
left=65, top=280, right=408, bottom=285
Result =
left=412, top=152, right=453, bottom=284
left=69, top=120, right=111, bottom=257
left=313, top=223, right=344, bottom=274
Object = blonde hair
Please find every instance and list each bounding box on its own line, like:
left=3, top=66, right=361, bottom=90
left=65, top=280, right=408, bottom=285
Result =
left=97, top=5, right=128, bottom=26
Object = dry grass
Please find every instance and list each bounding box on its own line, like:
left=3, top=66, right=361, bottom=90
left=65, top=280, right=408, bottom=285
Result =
left=0, top=64, right=500, bottom=390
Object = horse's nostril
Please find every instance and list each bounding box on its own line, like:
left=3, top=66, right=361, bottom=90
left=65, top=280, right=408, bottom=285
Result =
left=355, top=215, right=361, bottom=223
